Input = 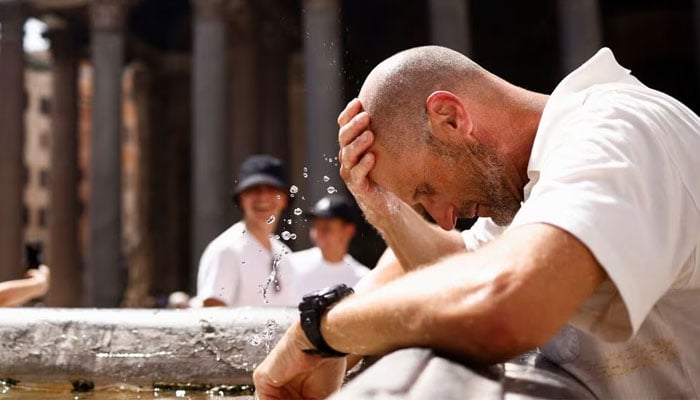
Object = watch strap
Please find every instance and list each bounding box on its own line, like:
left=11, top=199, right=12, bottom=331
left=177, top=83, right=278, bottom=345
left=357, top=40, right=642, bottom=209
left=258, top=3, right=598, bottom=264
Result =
left=299, top=284, right=354, bottom=357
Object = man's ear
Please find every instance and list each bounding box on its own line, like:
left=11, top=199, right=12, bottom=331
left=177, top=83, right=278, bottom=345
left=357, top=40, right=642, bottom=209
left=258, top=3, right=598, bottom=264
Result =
left=425, top=91, right=473, bottom=138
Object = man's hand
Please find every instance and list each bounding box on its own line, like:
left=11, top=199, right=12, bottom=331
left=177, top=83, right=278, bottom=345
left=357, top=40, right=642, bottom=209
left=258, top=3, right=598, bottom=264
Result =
left=337, top=99, right=406, bottom=230
left=253, top=321, right=346, bottom=400
left=25, top=265, right=50, bottom=297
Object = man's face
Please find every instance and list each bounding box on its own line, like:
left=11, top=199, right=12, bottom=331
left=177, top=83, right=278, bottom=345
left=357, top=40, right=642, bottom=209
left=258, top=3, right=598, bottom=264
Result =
left=239, top=184, right=288, bottom=227
left=310, top=218, right=354, bottom=253
left=369, top=138, right=520, bottom=229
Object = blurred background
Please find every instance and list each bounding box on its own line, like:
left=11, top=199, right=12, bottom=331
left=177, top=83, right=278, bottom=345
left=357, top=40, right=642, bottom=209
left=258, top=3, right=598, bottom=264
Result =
left=0, top=0, right=698, bottom=308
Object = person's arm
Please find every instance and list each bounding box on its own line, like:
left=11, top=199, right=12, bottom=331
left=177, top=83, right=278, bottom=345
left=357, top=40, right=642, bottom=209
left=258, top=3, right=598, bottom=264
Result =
left=0, top=265, right=50, bottom=307
left=253, top=223, right=606, bottom=398
left=337, top=99, right=465, bottom=270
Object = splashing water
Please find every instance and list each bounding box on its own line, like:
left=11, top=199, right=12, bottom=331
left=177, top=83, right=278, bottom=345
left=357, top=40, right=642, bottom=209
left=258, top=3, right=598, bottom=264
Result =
left=323, top=175, right=330, bottom=182
left=293, top=208, right=302, bottom=216
left=260, top=250, right=287, bottom=303
left=327, top=186, right=338, bottom=194
left=248, top=319, right=279, bottom=352
left=266, top=215, right=276, bottom=224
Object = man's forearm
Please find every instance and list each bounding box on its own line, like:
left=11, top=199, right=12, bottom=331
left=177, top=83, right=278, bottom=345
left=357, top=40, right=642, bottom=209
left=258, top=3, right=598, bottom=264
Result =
left=374, top=200, right=466, bottom=271
left=317, top=224, right=607, bottom=364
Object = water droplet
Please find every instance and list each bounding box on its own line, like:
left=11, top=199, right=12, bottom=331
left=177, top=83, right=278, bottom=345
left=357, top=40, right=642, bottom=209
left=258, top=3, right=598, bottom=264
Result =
left=281, top=231, right=291, bottom=240
left=287, top=219, right=292, bottom=225
left=303, top=166, right=308, bottom=172
left=323, top=175, right=330, bottom=182
left=290, top=185, right=299, bottom=194
left=303, top=172, right=308, bottom=178
left=266, top=215, right=276, bottom=224
left=241, top=260, right=246, bottom=264
left=293, top=208, right=302, bottom=216
left=327, top=186, right=338, bottom=194
left=290, top=233, right=297, bottom=240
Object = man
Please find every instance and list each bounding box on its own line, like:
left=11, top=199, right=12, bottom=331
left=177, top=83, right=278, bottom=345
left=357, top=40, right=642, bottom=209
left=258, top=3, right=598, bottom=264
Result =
left=279, top=194, right=370, bottom=303
left=195, top=154, right=292, bottom=307
left=253, top=46, right=700, bottom=399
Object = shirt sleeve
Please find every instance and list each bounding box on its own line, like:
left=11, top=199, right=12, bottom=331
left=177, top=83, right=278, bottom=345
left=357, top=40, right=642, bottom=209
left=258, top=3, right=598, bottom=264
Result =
left=461, top=218, right=507, bottom=251
left=509, top=97, right=697, bottom=341
left=196, top=245, right=239, bottom=306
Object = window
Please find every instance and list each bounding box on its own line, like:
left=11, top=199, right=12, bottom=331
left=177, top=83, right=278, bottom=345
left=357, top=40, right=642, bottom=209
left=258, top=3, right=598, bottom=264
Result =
left=38, top=208, right=47, bottom=228
left=39, top=131, right=50, bottom=150
left=39, top=97, right=51, bottom=115
left=39, top=170, right=49, bottom=188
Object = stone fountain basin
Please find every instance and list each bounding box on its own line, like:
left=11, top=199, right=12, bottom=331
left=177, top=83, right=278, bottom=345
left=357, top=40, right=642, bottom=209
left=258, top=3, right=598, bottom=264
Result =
left=0, top=307, right=295, bottom=387
left=0, top=307, right=595, bottom=399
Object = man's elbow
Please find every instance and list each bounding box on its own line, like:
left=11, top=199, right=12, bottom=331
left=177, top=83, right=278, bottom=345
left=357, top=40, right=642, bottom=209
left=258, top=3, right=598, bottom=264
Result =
left=438, top=278, right=554, bottom=364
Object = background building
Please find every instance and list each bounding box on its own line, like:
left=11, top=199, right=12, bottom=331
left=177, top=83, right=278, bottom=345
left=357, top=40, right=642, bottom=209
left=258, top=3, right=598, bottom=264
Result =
left=1, top=0, right=698, bottom=307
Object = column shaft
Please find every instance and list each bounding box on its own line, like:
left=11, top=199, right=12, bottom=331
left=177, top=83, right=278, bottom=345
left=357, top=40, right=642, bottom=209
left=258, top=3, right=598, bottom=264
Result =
left=428, top=0, right=472, bottom=55
left=557, top=0, right=603, bottom=73
left=87, top=0, right=127, bottom=307
left=0, top=2, right=27, bottom=282
left=191, top=0, right=230, bottom=284
left=228, top=0, right=258, bottom=191
left=46, top=26, right=81, bottom=306
left=302, top=0, right=344, bottom=204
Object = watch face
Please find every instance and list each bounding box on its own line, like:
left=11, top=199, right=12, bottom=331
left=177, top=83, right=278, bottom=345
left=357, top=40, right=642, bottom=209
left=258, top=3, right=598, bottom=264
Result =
left=302, top=283, right=350, bottom=301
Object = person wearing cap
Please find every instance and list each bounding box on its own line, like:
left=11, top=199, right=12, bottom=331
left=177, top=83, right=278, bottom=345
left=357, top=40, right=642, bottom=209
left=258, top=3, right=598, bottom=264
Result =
left=280, top=194, right=370, bottom=302
left=195, top=154, right=293, bottom=307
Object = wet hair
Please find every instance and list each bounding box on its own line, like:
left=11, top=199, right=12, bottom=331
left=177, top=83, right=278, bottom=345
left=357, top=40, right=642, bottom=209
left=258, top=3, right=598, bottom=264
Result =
left=360, top=46, right=487, bottom=156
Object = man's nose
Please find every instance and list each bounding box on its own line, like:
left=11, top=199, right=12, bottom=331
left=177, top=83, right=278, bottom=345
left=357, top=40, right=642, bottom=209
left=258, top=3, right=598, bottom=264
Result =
left=424, top=203, right=456, bottom=231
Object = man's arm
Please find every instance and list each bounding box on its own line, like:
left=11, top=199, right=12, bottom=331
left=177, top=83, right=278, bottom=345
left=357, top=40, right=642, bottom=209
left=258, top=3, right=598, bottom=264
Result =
left=338, top=99, right=465, bottom=270
left=253, top=223, right=606, bottom=398
left=0, top=265, right=50, bottom=307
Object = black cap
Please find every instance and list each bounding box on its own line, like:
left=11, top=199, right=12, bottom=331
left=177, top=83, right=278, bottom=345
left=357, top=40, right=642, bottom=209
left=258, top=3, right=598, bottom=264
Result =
left=307, top=194, right=359, bottom=223
left=232, top=155, right=289, bottom=200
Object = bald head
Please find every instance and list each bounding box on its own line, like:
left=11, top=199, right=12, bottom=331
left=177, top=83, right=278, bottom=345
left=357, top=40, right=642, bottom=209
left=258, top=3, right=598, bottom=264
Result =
left=359, top=46, right=487, bottom=153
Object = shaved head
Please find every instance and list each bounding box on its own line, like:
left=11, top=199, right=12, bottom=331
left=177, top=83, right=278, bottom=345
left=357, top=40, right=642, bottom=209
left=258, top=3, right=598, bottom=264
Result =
left=359, top=46, right=487, bottom=154
left=356, top=46, right=527, bottom=226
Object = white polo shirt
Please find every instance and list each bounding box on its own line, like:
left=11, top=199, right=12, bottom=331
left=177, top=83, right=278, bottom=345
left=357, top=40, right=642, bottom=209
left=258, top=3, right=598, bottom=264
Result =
left=278, top=247, right=370, bottom=304
left=196, top=221, right=294, bottom=306
left=463, top=48, right=700, bottom=398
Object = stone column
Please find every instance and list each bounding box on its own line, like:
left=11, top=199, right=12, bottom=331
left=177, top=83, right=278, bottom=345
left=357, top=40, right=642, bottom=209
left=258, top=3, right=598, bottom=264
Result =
left=428, top=0, right=472, bottom=55
left=0, top=1, right=27, bottom=282
left=87, top=0, right=127, bottom=307
left=257, top=6, right=290, bottom=161
left=557, top=0, right=602, bottom=73
left=695, top=0, right=700, bottom=87
left=302, top=0, right=344, bottom=204
left=191, top=0, right=230, bottom=283
left=46, top=24, right=82, bottom=307
left=227, top=0, right=258, bottom=198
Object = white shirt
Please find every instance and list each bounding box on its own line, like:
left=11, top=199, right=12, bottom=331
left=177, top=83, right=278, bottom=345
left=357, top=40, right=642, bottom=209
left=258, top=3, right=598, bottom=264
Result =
left=278, top=247, right=370, bottom=304
left=195, top=221, right=294, bottom=306
left=463, top=48, right=700, bottom=398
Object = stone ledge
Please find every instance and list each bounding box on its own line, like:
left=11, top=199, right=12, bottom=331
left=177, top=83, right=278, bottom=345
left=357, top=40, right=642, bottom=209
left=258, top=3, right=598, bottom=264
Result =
left=0, top=307, right=296, bottom=387
left=331, top=348, right=596, bottom=399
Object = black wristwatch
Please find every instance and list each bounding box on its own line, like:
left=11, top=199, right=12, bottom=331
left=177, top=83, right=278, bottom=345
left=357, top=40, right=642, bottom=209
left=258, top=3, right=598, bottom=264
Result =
left=299, top=283, right=354, bottom=358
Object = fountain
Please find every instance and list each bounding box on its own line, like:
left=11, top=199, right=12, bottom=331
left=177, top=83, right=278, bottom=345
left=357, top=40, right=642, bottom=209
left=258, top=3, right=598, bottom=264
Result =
left=0, top=306, right=595, bottom=399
